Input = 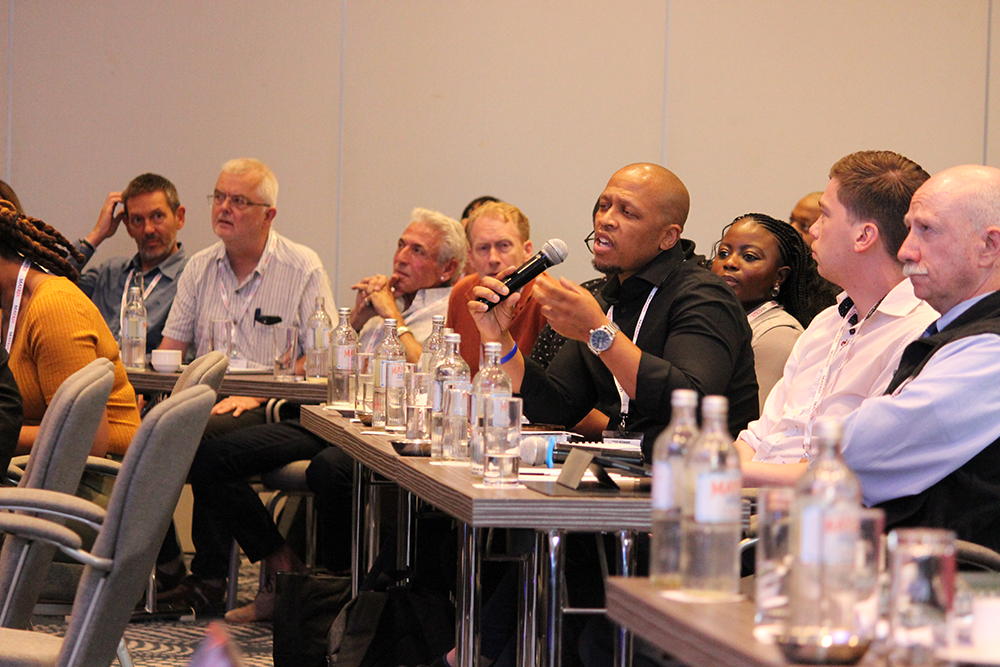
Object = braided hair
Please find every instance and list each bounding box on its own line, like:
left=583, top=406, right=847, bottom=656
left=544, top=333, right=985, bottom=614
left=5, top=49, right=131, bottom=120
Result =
left=0, top=199, right=84, bottom=280
left=719, top=213, right=835, bottom=327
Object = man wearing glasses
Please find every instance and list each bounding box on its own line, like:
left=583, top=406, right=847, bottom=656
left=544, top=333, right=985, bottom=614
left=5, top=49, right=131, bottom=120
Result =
left=74, top=172, right=189, bottom=354
left=160, top=157, right=334, bottom=429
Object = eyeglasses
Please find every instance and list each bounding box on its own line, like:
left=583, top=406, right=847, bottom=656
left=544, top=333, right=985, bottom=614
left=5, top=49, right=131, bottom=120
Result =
left=584, top=231, right=596, bottom=255
left=208, top=191, right=271, bottom=211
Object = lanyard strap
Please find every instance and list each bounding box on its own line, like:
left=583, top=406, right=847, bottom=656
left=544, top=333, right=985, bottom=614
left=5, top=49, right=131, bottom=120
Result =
left=802, top=298, right=882, bottom=455
left=606, top=285, right=659, bottom=428
left=118, top=268, right=162, bottom=336
left=5, top=259, right=31, bottom=353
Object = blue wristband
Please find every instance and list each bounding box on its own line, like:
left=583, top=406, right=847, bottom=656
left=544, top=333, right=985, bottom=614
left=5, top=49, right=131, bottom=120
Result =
left=500, top=342, right=518, bottom=365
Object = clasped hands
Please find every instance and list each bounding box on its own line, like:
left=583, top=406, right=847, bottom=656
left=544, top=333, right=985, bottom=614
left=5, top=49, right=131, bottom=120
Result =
left=350, top=274, right=403, bottom=331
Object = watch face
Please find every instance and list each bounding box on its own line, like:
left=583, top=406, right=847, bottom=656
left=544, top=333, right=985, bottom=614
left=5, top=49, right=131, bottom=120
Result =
left=590, top=327, right=614, bottom=352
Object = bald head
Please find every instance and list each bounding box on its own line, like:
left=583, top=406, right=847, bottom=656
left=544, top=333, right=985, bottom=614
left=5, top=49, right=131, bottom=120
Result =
left=611, top=163, right=691, bottom=232
left=790, top=191, right=822, bottom=246
left=592, top=163, right=690, bottom=279
left=898, top=164, right=1000, bottom=314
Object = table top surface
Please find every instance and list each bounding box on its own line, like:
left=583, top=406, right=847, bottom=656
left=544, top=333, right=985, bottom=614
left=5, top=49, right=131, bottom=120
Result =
left=605, top=577, right=811, bottom=667
left=300, top=405, right=653, bottom=531
left=127, top=368, right=328, bottom=403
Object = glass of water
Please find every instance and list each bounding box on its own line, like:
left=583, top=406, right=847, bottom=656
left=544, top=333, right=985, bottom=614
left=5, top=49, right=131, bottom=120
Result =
left=483, top=396, right=522, bottom=487
left=442, top=384, right=471, bottom=461
left=405, top=369, right=432, bottom=441
left=273, top=325, right=298, bottom=381
left=211, top=319, right=235, bottom=359
left=355, top=352, right=375, bottom=421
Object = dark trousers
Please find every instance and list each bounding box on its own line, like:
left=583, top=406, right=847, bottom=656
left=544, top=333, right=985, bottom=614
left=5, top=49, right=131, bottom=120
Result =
left=187, top=419, right=327, bottom=580
left=304, top=446, right=356, bottom=573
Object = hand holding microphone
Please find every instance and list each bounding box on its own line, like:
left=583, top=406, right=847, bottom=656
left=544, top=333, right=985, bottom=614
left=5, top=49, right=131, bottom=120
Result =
left=477, top=239, right=569, bottom=310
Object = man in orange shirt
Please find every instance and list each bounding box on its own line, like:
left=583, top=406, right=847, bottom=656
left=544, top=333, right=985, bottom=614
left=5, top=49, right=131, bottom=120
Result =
left=445, top=201, right=546, bottom=375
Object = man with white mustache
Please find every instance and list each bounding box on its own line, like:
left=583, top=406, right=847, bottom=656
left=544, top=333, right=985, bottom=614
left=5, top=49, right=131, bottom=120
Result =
left=837, top=164, right=1000, bottom=549
left=738, top=150, right=937, bottom=486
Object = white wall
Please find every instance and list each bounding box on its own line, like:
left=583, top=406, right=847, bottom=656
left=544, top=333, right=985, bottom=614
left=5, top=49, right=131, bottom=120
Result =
left=1, top=1, right=996, bottom=307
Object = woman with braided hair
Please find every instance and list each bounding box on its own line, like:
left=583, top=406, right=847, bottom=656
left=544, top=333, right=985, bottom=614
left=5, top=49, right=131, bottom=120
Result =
left=0, top=199, right=139, bottom=458
left=711, top=212, right=836, bottom=409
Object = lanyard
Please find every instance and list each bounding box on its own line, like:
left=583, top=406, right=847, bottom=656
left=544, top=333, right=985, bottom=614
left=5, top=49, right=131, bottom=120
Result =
left=5, top=259, right=31, bottom=353
left=802, top=298, right=882, bottom=456
left=606, top=285, right=658, bottom=428
left=118, top=268, right=162, bottom=335
left=746, top=300, right=779, bottom=323
left=216, top=235, right=274, bottom=325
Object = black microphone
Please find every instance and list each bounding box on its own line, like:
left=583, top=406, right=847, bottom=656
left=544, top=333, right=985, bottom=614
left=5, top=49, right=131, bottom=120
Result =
left=477, top=239, right=568, bottom=310
left=519, top=436, right=644, bottom=468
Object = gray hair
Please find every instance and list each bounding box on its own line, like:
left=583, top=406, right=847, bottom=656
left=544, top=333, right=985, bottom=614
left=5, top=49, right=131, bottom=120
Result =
left=410, top=207, right=466, bottom=279
left=221, top=158, right=279, bottom=206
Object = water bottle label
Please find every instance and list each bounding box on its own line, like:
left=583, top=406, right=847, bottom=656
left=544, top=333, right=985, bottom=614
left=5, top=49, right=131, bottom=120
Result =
left=651, top=460, right=676, bottom=511
left=799, top=505, right=858, bottom=564
left=336, top=346, right=354, bottom=370
left=387, top=361, right=405, bottom=388
left=693, top=471, right=741, bottom=523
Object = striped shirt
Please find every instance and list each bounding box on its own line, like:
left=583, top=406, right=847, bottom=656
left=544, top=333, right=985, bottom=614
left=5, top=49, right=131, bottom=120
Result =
left=162, top=230, right=335, bottom=367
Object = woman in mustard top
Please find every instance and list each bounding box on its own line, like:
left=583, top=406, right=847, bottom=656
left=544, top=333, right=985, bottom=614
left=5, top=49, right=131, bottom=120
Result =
left=0, top=199, right=139, bottom=458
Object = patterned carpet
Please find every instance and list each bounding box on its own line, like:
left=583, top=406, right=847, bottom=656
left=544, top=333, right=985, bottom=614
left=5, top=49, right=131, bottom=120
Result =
left=31, top=557, right=276, bottom=667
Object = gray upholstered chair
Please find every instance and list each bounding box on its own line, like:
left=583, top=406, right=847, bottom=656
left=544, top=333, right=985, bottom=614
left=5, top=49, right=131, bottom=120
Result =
left=0, top=358, right=115, bottom=629
left=171, top=350, right=229, bottom=396
left=0, top=384, right=216, bottom=667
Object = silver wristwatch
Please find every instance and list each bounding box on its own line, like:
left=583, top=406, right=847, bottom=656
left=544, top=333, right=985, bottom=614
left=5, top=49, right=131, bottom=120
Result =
left=587, top=320, right=620, bottom=355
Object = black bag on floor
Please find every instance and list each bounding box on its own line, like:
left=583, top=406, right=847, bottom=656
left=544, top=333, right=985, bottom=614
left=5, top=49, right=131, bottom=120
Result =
left=273, top=571, right=353, bottom=667
left=327, top=583, right=455, bottom=667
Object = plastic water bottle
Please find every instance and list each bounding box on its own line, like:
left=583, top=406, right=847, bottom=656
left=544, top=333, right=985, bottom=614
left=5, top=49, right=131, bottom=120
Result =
left=373, top=318, right=406, bottom=431
left=419, top=315, right=446, bottom=373
left=680, top=395, right=742, bottom=597
left=431, top=332, right=469, bottom=459
left=781, top=417, right=865, bottom=661
left=651, top=389, right=699, bottom=589
left=121, top=285, right=147, bottom=371
left=469, top=342, right=512, bottom=477
left=305, top=296, right=333, bottom=380
left=328, top=307, right=357, bottom=409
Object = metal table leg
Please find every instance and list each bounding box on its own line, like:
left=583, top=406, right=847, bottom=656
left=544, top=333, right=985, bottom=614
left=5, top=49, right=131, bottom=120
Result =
left=539, top=529, right=565, bottom=667
left=516, top=533, right=539, bottom=667
left=456, top=523, right=482, bottom=667
left=351, top=459, right=365, bottom=596
left=614, top=531, right=636, bottom=667
left=397, top=489, right=417, bottom=574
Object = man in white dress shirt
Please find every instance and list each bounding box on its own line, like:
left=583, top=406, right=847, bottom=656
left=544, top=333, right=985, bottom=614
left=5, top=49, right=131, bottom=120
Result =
left=738, top=150, right=937, bottom=486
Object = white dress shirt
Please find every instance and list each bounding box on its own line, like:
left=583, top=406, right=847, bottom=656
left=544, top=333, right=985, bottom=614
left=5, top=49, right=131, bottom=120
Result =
left=741, top=279, right=937, bottom=463
left=358, top=286, right=453, bottom=353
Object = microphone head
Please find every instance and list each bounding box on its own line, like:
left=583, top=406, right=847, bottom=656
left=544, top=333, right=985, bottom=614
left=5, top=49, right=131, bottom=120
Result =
left=540, top=239, right=569, bottom=265
left=520, top=435, right=549, bottom=466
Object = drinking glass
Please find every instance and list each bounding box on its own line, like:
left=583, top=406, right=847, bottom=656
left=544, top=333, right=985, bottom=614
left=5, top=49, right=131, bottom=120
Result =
left=483, top=396, right=522, bottom=487
left=754, top=487, right=795, bottom=643
left=273, top=325, right=298, bottom=381
left=211, top=319, right=235, bottom=359
left=405, top=370, right=432, bottom=440
left=442, top=384, right=471, bottom=461
left=888, top=528, right=956, bottom=665
left=355, top=353, right=375, bottom=420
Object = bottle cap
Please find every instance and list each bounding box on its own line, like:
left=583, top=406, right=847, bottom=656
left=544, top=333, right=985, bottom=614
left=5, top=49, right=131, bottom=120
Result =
left=701, top=395, right=728, bottom=417
left=432, top=315, right=445, bottom=324
left=384, top=318, right=397, bottom=327
left=484, top=342, right=501, bottom=353
left=445, top=333, right=461, bottom=343
left=670, top=388, right=698, bottom=408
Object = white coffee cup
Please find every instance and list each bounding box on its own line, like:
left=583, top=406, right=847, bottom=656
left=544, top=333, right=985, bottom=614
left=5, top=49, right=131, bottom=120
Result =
left=150, top=349, right=182, bottom=373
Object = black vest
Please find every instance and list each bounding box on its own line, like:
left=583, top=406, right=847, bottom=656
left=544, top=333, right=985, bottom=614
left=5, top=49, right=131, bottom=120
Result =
left=877, top=290, right=1000, bottom=552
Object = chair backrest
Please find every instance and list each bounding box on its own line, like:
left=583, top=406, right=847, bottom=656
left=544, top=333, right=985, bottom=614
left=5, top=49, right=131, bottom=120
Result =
left=56, top=384, right=216, bottom=667
left=172, top=351, right=229, bottom=396
left=0, top=358, right=115, bottom=628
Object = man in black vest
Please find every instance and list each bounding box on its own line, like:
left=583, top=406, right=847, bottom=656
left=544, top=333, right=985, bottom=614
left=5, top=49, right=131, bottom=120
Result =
left=840, top=164, right=1000, bottom=551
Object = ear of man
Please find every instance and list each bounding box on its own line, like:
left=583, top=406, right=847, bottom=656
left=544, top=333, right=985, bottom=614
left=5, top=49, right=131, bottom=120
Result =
left=852, top=220, right=881, bottom=254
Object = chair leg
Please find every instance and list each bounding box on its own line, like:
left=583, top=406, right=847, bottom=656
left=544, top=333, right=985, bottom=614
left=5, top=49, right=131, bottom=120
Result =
left=227, top=538, right=241, bottom=612
left=117, top=638, right=135, bottom=667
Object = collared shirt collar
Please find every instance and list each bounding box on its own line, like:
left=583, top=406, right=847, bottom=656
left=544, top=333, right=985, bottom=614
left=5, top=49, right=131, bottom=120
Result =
left=126, top=243, right=187, bottom=281
left=934, top=291, right=993, bottom=331
left=600, top=243, right=685, bottom=306
left=837, top=279, right=923, bottom=322
left=213, top=230, right=276, bottom=287
left=407, top=285, right=453, bottom=312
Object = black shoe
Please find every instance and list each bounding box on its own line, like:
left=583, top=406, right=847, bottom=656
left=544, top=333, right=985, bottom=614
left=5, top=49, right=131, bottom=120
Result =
left=154, top=563, right=188, bottom=592
left=155, top=575, right=227, bottom=615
